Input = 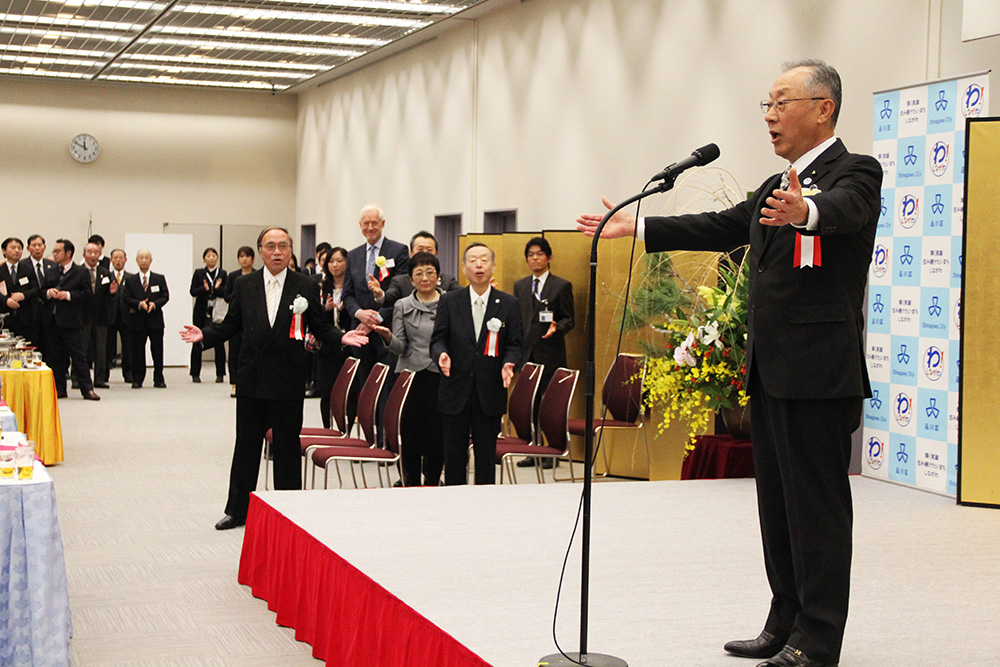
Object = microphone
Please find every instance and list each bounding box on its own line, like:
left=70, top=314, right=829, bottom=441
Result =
left=651, top=143, right=721, bottom=182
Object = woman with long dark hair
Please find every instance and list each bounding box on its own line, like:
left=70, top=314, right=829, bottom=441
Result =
left=316, top=247, right=350, bottom=427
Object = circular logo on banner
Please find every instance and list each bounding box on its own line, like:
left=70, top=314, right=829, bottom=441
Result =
left=930, top=141, right=949, bottom=177
left=963, top=83, right=985, bottom=118
left=954, top=297, right=961, bottom=330
left=923, top=345, right=944, bottom=381
left=867, top=436, right=885, bottom=471
left=898, top=194, right=919, bottom=229
left=894, top=392, right=913, bottom=427
left=872, top=244, right=889, bottom=278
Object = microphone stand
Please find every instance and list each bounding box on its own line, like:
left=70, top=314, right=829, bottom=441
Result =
left=539, top=175, right=679, bottom=667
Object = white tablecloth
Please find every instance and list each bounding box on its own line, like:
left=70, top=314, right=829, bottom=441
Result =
left=0, top=462, right=72, bottom=666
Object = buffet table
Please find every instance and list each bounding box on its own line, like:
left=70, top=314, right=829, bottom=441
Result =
left=0, top=461, right=73, bottom=666
left=0, top=367, right=64, bottom=465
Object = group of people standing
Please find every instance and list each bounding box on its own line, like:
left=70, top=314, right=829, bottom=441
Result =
left=1, top=234, right=170, bottom=399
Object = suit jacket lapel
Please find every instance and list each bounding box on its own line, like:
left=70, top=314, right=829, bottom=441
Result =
left=454, top=289, right=476, bottom=343
left=248, top=271, right=271, bottom=332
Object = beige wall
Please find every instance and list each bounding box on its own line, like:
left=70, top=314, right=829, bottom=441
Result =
left=297, top=0, right=1000, bottom=254
left=0, top=78, right=297, bottom=254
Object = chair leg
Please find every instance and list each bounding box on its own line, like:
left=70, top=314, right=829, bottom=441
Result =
left=593, top=426, right=610, bottom=479
left=334, top=460, right=343, bottom=488
left=536, top=459, right=545, bottom=484
left=349, top=461, right=359, bottom=489
left=360, top=461, right=369, bottom=488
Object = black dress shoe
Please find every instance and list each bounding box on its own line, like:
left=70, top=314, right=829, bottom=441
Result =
left=725, top=631, right=787, bottom=659
left=131, top=383, right=142, bottom=389
left=192, top=376, right=201, bottom=383
left=215, top=515, right=246, bottom=530
left=516, top=457, right=536, bottom=467
left=756, top=646, right=835, bottom=667
left=154, top=381, right=167, bottom=388
left=56, top=390, right=67, bottom=399
left=94, top=381, right=109, bottom=389
left=216, top=376, right=225, bottom=383
left=83, top=390, right=101, bottom=401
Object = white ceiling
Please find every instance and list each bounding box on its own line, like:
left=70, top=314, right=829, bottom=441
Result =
left=0, top=0, right=488, bottom=91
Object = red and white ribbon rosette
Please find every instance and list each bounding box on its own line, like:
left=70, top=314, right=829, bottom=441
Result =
left=794, top=186, right=822, bottom=268
left=484, top=317, right=502, bottom=357
left=289, top=295, right=308, bottom=340
left=375, top=255, right=390, bottom=281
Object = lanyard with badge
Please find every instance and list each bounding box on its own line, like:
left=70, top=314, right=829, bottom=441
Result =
left=538, top=298, right=553, bottom=324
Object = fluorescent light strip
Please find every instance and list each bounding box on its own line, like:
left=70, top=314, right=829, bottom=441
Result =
left=250, top=0, right=465, bottom=15
left=0, top=24, right=132, bottom=43
left=0, top=12, right=144, bottom=33
left=0, top=66, right=89, bottom=79
left=171, top=4, right=430, bottom=28
left=0, top=53, right=104, bottom=68
left=102, top=73, right=283, bottom=90
left=119, top=52, right=327, bottom=70
left=0, top=43, right=113, bottom=59
left=59, top=0, right=167, bottom=10
left=109, top=61, right=310, bottom=78
left=151, top=24, right=388, bottom=47
left=140, top=35, right=362, bottom=57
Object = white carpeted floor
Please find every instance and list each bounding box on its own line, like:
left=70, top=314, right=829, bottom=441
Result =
left=47, top=366, right=1000, bottom=666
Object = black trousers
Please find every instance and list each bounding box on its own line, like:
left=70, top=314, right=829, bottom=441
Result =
left=107, top=317, right=133, bottom=381
left=227, top=333, right=242, bottom=382
left=315, top=348, right=346, bottom=429
left=750, top=366, right=861, bottom=664
left=190, top=339, right=226, bottom=379
left=132, top=328, right=164, bottom=386
left=83, top=320, right=108, bottom=384
left=45, top=324, right=94, bottom=395
left=401, top=369, right=444, bottom=486
left=226, top=395, right=304, bottom=520
left=442, top=391, right=500, bottom=486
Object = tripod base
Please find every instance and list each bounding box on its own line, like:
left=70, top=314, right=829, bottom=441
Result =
left=537, top=652, right=627, bottom=667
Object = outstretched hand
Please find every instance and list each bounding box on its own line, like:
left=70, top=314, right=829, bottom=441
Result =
left=760, top=167, right=809, bottom=227
left=180, top=324, right=203, bottom=343
left=341, top=330, right=369, bottom=348
left=576, top=196, right=637, bottom=239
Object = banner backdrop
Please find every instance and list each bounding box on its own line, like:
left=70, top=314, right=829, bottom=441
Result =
left=862, top=72, right=989, bottom=496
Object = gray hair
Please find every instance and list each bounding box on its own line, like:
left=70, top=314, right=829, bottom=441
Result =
left=782, top=59, right=841, bottom=127
left=359, top=203, right=385, bottom=221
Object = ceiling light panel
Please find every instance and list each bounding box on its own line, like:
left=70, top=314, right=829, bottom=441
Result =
left=0, top=0, right=486, bottom=90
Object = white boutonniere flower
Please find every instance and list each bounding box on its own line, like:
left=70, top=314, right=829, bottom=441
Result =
left=291, top=295, right=309, bottom=314
left=486, top=317, right=503, bottom=332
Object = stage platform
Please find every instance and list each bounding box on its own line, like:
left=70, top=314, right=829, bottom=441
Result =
left=240, top=476, right=1000, bottom=666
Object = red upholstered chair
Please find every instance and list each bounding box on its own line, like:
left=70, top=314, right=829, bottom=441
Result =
left=500, top=362, right=544, bottom=442
left=566, top=353, right=647, bottom=479
left=262, top=356, right=361, bottom=490
left=308, top=369, right=414, bottom=489
left=496, top=367, right=579, bottom=483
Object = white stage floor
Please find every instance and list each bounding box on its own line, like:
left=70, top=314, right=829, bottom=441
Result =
left=255, top=476, right=1000, bottom=666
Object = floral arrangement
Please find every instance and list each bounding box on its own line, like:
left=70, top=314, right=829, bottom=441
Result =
left=643, top=255, right=750, bottom=452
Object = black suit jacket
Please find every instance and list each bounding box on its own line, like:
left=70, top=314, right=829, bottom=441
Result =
left=44, top=262, right=92, bottom=329
left=189, top=266, right=228, bottom=325
left=513, top=272, right=574, bottom=370
left=430, top=287, right=522, bottom=417
left=378, top=271, right=462, bottom=323
left=342, top=237, right=410, bottom=326
left=123, top=272, right=169, bottom=331
left=16, top=257, right=53, bottom=322
left=644, top=139, right=882, bottom=400
left=201, top=269, right=346, bottom=400
left=108, top=270, right=132, bottom=327
left=81, top=264, right=116, bottom=326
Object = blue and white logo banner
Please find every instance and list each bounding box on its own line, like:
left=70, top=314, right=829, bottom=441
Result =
left=864, top=73, right=988, bottom=496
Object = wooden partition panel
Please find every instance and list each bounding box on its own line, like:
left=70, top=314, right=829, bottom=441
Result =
left=958, top=117, right=1000, bottom=508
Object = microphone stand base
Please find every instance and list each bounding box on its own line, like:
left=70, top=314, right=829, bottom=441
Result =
left=537, top=652, right=628, bottom=667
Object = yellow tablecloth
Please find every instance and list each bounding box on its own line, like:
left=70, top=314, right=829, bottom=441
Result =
left=0, top=367, right=64, bottom=465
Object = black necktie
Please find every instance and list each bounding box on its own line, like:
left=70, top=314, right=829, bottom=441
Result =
left=10, top=264, right=16, bottom=282
left=533, top=277, right=540, bottom=300
left=35, top=262, right=43, bottom=286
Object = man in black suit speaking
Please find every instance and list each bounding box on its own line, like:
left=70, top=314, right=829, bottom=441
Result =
left=181, top=227, right=368, bottom=530
left=123, top=249, right=169, bottom=389
left=431, top=242, right=521, bottom=485
left=578, top=61, right=881, bottom=667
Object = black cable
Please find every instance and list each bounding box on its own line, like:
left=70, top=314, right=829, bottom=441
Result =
left=550, top=180, right=656, bottom=664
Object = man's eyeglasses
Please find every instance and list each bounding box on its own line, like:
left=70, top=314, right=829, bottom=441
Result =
left=262, top=242, right=291, bottom=252
left=760, top=97, right=828, bottom=114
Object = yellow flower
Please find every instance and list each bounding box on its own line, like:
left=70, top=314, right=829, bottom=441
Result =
left=375, top=255, right=387, bottom=268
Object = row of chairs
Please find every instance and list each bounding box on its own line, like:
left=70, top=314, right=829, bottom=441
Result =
left=263, top=353, right=646, bottom=489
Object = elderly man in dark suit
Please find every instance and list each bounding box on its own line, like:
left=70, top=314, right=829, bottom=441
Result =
left=81, top=242, right=115, bottom=388
left=579, top=60, right=881, bottom=667
left=182, top=227, right=368, bottom=530
left=123, top=249, right=170, bottom=389
left=342, top=204, right=410, bottom=379
left=431, top=242, right=521, bottom=485
left=512, top=236, right=574, bottom=467
left=43, top=239, right=101, bottom=400
left=21, top=234, right=57, bottom=353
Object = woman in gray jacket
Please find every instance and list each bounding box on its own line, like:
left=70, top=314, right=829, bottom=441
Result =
left=373, top=252, right=444, bottom=486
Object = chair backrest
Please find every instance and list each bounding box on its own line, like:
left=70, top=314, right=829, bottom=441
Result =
left=356, top=363, right=389, bottom=446
left=328, top=356, right=361, bottom=434
left=602, top=353, right=644, bottom=423
left=507, top=362, right=543, bottom=442
left=382, top=369, right=414, bottom=456
left=538, top=368, right=579, bottom=454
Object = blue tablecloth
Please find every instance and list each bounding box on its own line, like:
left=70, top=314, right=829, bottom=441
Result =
left=0, top=463, right=72, bottom=666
